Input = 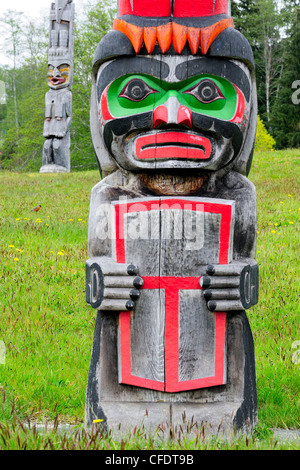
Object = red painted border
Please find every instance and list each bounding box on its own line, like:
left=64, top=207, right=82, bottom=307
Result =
left=116, top=198, right=232, bottom=391
left=230, top=84, right=245, bottom=124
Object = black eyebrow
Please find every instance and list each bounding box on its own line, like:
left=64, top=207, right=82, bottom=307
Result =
left=97, top=57, right=169, bottom=101
left=176, top=58, right=251, bottom=101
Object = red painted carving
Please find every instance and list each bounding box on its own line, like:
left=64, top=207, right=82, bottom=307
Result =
left=135, top=132, right=212, bottom=160
left=115, top=198, right=233, bottom=392
left=118, top=0, right=229, bottom=18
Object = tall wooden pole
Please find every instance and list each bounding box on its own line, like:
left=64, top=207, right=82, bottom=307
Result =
left=40, top=0, right=75, bottom=174
left=85, top=0, right=259, bottom=437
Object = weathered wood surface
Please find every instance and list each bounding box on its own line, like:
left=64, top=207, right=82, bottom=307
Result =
left=85, top=0, right=259, bottom=434
left=40, top=0, right=74, bottom=173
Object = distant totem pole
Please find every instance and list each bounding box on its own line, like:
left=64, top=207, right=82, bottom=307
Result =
left=85, top=0, right=259, bottom=435
left=40, top=0, right=74, bottom=174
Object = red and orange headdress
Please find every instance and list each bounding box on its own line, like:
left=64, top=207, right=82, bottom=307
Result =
left=114, top=0, right=233, bottom=55
left=93, top=0, right=254, bottom=71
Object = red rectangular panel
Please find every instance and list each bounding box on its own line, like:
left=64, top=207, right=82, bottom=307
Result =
left=119, top=0, right=171, bottom=17
left=115, top=197, right=234, bottom=392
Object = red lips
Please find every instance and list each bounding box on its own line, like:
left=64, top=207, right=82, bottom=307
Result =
left=135, top=132, right=212, bottom=160
left=50, top=77, right=66, bottom=86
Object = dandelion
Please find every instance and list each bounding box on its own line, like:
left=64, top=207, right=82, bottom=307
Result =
left=256, top=231, right=260, bottom=234
left=280, top=202, right=284, bottom=204
left=57, top=252, right=64, bottom=256
left=93, top=419, right=103, bottom=424
left=15, top=218, right=20, bottom=221
left=268, top=222, right=273, bottom=226
left=274, top=223, right=278, bottom=226
left=49, top=251, right=54, bottom=253
left=14, top=258, right=19, bottom=262
left=15, top=249, right=23, bottom=253
left=289, top=221, right=294, bottom=225
left=288, top=194, right=292, bottom=197
left=8, top=245, right=15, bottom=248
left=68, top=219, right=74, bottom=222
left=78, top=218, right=82, bottom=221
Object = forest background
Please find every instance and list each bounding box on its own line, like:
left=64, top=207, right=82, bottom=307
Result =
left=0, top=0, right=299, bottom=172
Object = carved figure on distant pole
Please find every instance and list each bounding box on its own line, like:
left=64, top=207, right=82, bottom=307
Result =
left=85, top=0, right=259, bottom=436
left=40, top=0, right=74, bottom=173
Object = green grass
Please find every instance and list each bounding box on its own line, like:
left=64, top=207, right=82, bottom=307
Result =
left=0, top=149, right=299, bottom=449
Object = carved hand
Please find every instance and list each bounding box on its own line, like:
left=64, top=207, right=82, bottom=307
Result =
left=86, top=257, right=143, bottom=311
left=200, top=261, right=259, bottom=312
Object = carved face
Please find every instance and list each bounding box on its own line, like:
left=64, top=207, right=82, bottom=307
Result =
left=97, top=55, right=253, bottom=172
left=48, top=63, right=71, bottom=89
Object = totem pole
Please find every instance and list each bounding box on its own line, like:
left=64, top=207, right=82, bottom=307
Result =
left=85, top=0, right=259, bottom=435
left=40, top=0, right=74, bottom=174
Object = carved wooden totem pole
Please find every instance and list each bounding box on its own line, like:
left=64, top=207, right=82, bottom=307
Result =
left=85, top=0, right=259, bottom=435
left=40, top=0, right=74, bottom=174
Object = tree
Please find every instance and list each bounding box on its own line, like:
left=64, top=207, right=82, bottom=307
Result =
left=0, top=11, right=25, bottom=131
left=231, top=0, right=284, bottom=125
left=70, top=0, right=117, bottom=170
left=270, top=3, right=300, bottom=148
left=0, top=1, right=117, bottom=171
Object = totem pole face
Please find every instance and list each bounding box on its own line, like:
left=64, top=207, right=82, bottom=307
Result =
left=47, top=61, right=71, bottom=90
left=97, top=55, right=252, bottom=171
left=92, top=0, right=257, bottom=176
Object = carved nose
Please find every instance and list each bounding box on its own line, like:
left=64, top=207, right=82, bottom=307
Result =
left=53, top=67, right=61, bottom=77
left=177, top=106, right=192, bottom=128
left=154, top=98, right=192, bottom=129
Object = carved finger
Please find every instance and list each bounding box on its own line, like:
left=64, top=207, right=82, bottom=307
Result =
left=100, top=257, right=139, bottom=276
left=207, top=264, right=245, bottom=276
left=203, top=288, right=240, bottom=301
left=207, top=300, right=244, bottom=312
left=99, top=299, right=135, bottom=311
left=200, top=276, right=240, bottom=289
left=103, top=288, right=141, bottom=300
left=104, top=276, right=144, bottom=289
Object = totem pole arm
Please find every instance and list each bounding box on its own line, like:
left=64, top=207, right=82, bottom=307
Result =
left=200, top=259, right=259, bottom=312
left=86, top=256, right=144, bottom=311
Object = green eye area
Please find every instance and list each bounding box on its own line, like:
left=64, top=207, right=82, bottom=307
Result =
left=119, top=79, right=158, bottom=101
left=106, top=74, right=237, bottom=121
left=184, top=79, right=224, bottom=104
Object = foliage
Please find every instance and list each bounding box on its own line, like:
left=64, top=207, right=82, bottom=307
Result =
left=255, top=115, right=276, bottom=150
left=0, top=1, right=117, bottom=172
left=269, top=4, right=300, bottom=149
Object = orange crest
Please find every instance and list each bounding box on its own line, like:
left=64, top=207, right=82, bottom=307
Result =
left=113, top=18, right=234, bottom=56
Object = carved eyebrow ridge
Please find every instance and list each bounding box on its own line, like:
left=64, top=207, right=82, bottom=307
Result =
left=97, top=57, right=169, bottom=101
left=176, top=58, right=251, bottom=101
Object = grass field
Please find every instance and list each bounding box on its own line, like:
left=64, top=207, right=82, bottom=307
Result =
left=0, top=148, right=299, bottom=450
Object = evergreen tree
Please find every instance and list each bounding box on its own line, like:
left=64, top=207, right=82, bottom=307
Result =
left=231, top=0, right=283, bottom=126
left=0, top=0, right=117, bottom=171
left=270, top=3, right=300, bottom=148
